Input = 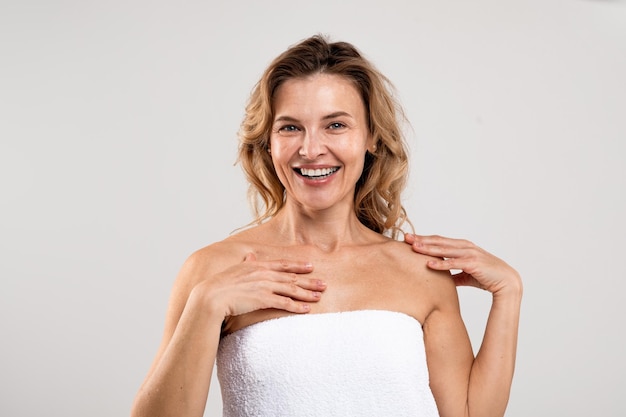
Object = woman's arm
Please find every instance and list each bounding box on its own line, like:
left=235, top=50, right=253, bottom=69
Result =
left=130, top=249, right=325, bottom=417
left=407, top=234, right=522, bottom=417
left=130, top=252, right=223, bottom=417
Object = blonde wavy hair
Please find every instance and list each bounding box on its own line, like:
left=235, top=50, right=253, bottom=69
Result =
left=238, top=35, right=412, bottom=238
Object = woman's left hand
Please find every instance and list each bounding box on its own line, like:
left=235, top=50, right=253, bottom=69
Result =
left=404, top=233, right=522, bottom=296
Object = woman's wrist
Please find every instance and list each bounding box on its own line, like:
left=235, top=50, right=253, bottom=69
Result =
left=492, top=274, right=523, bottom=302
left=187, top=281, right=228, bottom=327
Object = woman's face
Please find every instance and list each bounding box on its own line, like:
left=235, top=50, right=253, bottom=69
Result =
left=269, top=73, right=373, bottom=213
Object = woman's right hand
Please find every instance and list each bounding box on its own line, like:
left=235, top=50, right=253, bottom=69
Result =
left=194, top=252, right=326, bottom=319
left=131, top=251, right=322, bottom=417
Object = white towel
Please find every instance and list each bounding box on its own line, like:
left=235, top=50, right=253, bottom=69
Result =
left=217, top=310, right=440, bottom=417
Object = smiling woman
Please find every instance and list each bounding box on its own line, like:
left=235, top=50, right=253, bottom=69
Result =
left=130, top=35, right=522, bottom=417
left=268, top=73, right=374, bottom=214
left=239, top=36, right=411, bottom=236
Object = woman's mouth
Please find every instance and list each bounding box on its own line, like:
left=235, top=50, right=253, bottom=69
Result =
left=296, top=167, right=340, bottom=179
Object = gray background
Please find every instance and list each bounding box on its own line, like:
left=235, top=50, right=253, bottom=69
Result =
left=1, top=0, right=625, bottom=416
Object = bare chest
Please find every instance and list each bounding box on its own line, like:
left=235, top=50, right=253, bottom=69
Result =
left=225, top=245, right=434, bottom=334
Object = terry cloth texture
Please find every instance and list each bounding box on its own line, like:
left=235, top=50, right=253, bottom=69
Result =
left=217, top=309, right=439, bottom=417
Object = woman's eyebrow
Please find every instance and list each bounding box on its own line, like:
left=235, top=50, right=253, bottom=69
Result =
left=274, top=111, right=353, bottom=123
left=274, top=115, right=299, bottom=123
left=322, top=111, right=353, bottom=120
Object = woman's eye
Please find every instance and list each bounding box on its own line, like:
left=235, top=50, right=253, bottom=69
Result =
left=278, top=125, right=300, bottom=132
left=328, top=122, right=346, bottom=130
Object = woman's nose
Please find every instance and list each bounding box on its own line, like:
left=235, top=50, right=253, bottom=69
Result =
left=299, top=129, right=325, bottom=159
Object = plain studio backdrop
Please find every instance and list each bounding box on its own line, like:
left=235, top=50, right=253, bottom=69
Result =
left=1, top=0, right=625, bottom=416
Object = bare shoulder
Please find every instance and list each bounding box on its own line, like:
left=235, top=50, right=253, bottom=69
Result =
left=377, top=238, right=459, bottom=311
left=170, top=229, right=256, bottom=295
left=377, top=238, right=439, bottom=280
left=378, top=238, right=431, bottom=270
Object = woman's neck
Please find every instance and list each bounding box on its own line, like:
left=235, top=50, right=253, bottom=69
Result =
left=268, top=203, right=377, bottom=253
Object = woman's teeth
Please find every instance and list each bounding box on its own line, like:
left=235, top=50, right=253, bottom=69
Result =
left=299, top=167, right=339, bottom=178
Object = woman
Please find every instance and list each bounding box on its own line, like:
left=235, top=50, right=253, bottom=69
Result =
left=131, top=35, right=522, bottom=417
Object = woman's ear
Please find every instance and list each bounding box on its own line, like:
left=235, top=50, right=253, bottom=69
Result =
left=367, top=137, right=377, bottom=154
left=364, top=132, right=374, bottom=153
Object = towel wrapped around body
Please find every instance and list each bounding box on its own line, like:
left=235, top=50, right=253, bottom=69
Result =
left=217, top=309, right=440, bottom=417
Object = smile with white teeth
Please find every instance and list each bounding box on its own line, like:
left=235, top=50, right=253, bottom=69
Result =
left=297, top=167, right=339, bottom=178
